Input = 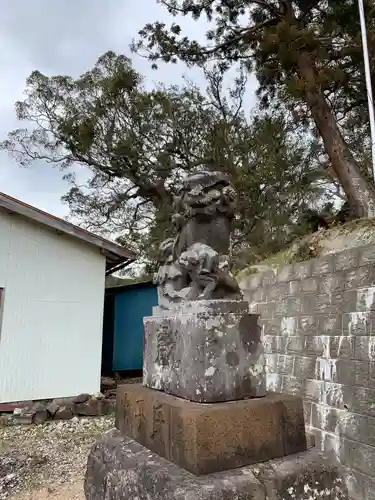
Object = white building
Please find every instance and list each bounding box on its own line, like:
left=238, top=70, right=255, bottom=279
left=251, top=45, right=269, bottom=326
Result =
left=0, top=192, right=134, bottom=404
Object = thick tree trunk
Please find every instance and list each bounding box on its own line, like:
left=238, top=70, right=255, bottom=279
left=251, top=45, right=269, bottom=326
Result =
left=297, top=52, right=375, bottom=218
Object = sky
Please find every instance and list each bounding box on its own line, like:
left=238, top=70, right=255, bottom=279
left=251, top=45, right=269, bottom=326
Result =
left=0, top=0, right=258, bottom=220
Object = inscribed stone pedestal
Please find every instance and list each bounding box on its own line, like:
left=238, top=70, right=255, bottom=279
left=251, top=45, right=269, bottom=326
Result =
left=116, top=384, right=306, bottom=475
left=143, top=300, right=266, bottom=403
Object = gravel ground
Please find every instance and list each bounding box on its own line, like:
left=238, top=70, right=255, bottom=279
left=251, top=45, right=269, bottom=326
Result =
left=0, top=415, right=115, bottom=499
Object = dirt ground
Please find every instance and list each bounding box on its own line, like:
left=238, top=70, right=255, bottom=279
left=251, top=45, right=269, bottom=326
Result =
left=0, top=414, right=114, bottom=500
left=14, top=482, right=84, bottom=500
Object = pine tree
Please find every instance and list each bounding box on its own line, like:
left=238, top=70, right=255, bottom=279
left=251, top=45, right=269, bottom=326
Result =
left=134, top=0, right=375, bottom=217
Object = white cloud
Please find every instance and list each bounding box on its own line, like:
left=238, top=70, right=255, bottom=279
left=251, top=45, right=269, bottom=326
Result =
left=0, top=0, right=257, bottom=218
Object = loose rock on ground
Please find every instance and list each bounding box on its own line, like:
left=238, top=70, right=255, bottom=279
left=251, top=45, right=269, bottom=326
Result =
left=0, top=414, right=115, bottom=499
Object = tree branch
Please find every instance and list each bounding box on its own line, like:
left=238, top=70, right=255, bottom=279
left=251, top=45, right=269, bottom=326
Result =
left=298, top=0, right=321, bottom=20
left=200, top=18, right=279, bottom=57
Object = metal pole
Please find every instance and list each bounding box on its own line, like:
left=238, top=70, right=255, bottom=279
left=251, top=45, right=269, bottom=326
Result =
left=358, top=0, right=375, bottom=183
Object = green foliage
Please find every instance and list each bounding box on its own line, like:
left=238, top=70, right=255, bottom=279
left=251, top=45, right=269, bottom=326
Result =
left=134, top=0, right=375, bottom=216
left=2, top=51, right=330, bottom=269
left=136, top=0, right=375, bottom=122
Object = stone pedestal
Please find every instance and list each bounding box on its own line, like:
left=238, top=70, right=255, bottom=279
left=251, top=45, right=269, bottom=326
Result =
left=116, top=384, right=306, bottom=475
left=84, top=430, right=349, bottom=500
left=84, top=297, right=351, bottom=500
left=143, top=300, right=266, bottom=403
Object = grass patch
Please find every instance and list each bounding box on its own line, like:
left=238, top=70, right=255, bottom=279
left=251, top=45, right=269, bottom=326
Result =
left=237, top=217, right=375, bottom=279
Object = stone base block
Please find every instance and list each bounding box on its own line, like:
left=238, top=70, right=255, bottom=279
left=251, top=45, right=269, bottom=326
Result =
left=116, top=384, right=307, bottom=475
left=143, top=300, right=266, bottom=402
left=84, top=429, right=349, bottom=500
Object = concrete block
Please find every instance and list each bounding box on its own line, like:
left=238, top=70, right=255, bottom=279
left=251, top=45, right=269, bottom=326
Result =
left=282, top=377, right=323, bottom=403
left=240, top=272, right=264, bottom=291
left=294, top=356, right=316, bottom=379
left=329, top=336, right=355, bottom=359
left=356, top=287, right=375, bottom=311
left=305, top=429, right=315, bottom=449
left=352, top=360, right=370, bottom=386
left=345, top=265, right=375, bottom=290
left=314, top=357, right=340, bottom=383
left=266, top=373, right=283, bottom=392
left=257, top=301, right=276, bottom=319
left=321, top=382, right=353, bottom=409
left=276, top=264, right=294, bottom=283
left=249, top=301, right=260, bottom=314
left=320, top=273, right=346, bottom=294
left=262, top=270, right=277, bottom=287
left=354, top=336, right=375, bottom=361
left=85, top=430, right=349, bottom=500
left=305, top=336, right=327, bottom=356
left=264, top=353, right=278, bottom=373
left=143, top=300, right=266, bottom=403
left=286, top=296, right=302, bottom=315
left=352, top=387, right=375, bottom=417
left=303, top=379, right=324, bottom=403
left=359, top=244, right=375, bottom=267
left=310, top=404, right=375, bottom=447
left=342, top=312, right=370, bottom=335
left=293, top=260, right=312, bottom=280
left=334, top=249, right=359, bottom=271
left=288, top=280, right=300, bottom=295
left=116, top=385, right=306, bottom=475
left=314, top=358, right=365, bottom=386
left=318, top=314, right=341, bottom=335
left=280, top=316, right=298, bottom=336
left=370, top=362, right=375, bottom=385
left=273, top=297, right=289, bottom=317
left=363, top=474, right=375, bottom=500
left=350, top=441, right=375, bottom=478
left=260, top=317, right=282, bottom=336
left=301, top=277, right=319, bottom=293
left=304, top=401, right=312, bottom=426
left=299, top=315, right=318, bottom=336
left=333, top=290, right=358, bottom=313
left=307, top=426, right=323, bottom=449
left=251, top=287, right=265, bottom=302
left=321, top=432, right=353, bottom=469
left=302, top=293, right=333, bottom=315
left=339, top=412, right=375, bottom=448
left=262, top=335, right=278, bottom=354
left=282, top=376, right=303, bottom=397
left=311, top=255, right=334, bottom=276
left=277, top=354, right=295, bottom=375
left=338, top=467, right=367, bottom=500
left=284, top=336, right=305, bottom=354
left=267, top=283, right=288, bottom=301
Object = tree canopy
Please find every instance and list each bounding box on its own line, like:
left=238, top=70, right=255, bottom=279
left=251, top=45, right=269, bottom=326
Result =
left=134, top=0, right=375, bottom=218
left=1, top=51, right=329, bottom=269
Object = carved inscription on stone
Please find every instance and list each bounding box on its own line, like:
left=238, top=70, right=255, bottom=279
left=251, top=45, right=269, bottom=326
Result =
left=134, top=398, right=147, bottom=441
left=155, top=323, right=175, bottom=367
left=150, top=403, right=165, bottom=441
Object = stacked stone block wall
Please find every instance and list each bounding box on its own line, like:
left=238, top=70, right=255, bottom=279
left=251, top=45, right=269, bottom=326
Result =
left=240, top=244, right=375, bottom=500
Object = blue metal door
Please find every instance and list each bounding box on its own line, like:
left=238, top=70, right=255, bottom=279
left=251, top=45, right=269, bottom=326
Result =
left=112, top=285, right=157, bottom=371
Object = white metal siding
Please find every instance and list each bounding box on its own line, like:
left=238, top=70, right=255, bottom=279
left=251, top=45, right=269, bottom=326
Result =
left=0, top=209, right=106, bottom=403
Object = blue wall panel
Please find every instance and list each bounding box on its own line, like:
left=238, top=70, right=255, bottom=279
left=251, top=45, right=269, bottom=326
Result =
left=112, top=285, right=157, bottom=371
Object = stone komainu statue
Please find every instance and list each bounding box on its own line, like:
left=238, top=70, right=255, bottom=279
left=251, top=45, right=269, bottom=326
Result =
left=153, top=170, right=242, bottom=307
